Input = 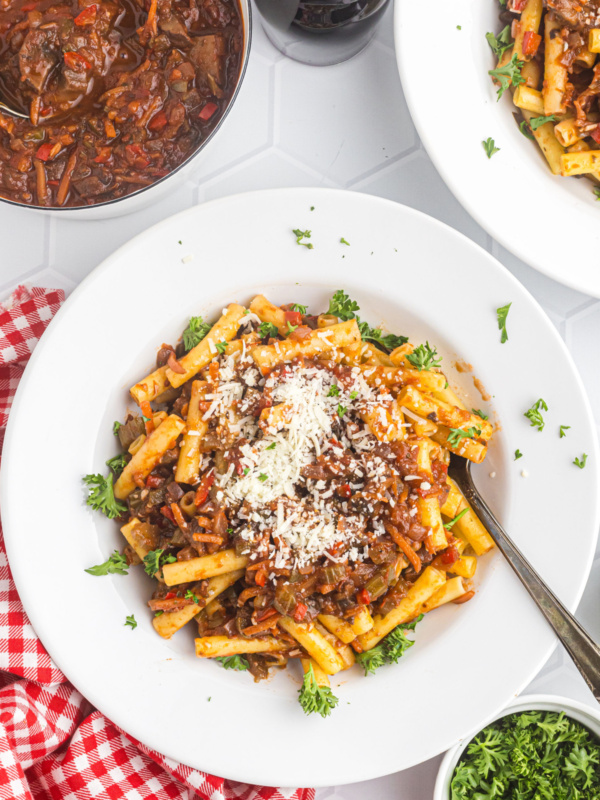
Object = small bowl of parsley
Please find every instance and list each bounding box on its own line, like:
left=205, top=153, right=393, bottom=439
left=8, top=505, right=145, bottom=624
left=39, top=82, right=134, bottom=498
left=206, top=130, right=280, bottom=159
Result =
left=435, top=694, right=600, bottom=800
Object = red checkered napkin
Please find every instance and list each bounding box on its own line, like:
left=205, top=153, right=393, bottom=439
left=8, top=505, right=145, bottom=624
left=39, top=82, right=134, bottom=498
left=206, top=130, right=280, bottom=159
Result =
left=0, top=286, right=314, bottom=800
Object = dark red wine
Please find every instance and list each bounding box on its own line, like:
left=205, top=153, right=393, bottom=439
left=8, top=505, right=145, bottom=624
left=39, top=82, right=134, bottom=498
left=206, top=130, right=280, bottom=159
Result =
left=254, top=0, right=390, bottom=66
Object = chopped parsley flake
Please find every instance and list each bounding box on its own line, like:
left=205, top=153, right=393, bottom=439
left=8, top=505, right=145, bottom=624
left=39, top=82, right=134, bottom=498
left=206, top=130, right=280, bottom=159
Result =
left=560, top=425, right=571, bottom=438
left=472, top=409, right=489, bottom=420
left=340, top=237, right=350, bottom=246
left=524, top=398, right=548, bottom=431
left=83, top=473, right=126, bottom=519
left=530, top=114, right=557, bottom=131
left=447, top=426, right=482, bottom=447
left=125, top=614, right=137, bottom=630
left=497, top=303, right=511, bottom=343
left=215, top=340, right=227, bottom=354
left=443, top=508, right=469, bottom=530
left=258, top=473, right=268, bottom=482
left=265, top=442, right=277, bottom=450
left=337, top=404, right=347, bottom=418
left=143, top=549, right=176, bottom=578
left=293, top=229, right=313, bottom=249
left=483, top=137, right=500, bottom=158
left=573, top=453, right=588, bottom=469
left=113, top=421, right=122, bottom=435
left=327, top=384, right=340, bottom=397
left=515, top=449, right=523, bottom=460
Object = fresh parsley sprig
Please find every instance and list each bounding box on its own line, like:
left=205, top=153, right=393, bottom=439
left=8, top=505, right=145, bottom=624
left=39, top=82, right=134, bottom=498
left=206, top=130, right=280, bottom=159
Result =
left=143, top=549, right=177, bottom=578
left=183, top=316, right=211, bottom=351
left=485, top=26, right=512, bottom=59
left=356, top=616, right=423, bottom=676
left=290, top=303, right=307, bottom=314
left=106, top=453, right=127, bottom=476
left=524, top=398, right=548, bottom=431
left=258, top=321, right=279, bottom=339
left=406, top=342, right=442, bottom=371
left=85, top=550, right=129, bottom=576
left=298, top=663, right=339, bottom=717
left=83, top=473, right=126, bottom=519
left=489, top=53, right=525, bottom=100
left=326, top=290, right=408, bottom=352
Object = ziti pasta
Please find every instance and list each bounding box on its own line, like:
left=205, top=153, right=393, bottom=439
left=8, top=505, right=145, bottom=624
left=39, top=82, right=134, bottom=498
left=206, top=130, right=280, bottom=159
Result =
left=84, top=291, right=495, bottom=717
left=488, top=0, right=600, bottom=193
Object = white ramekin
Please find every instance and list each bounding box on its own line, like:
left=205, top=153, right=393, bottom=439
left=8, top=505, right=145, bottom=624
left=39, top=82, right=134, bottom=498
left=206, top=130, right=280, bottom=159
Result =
left=434, top=693, right=600, bottom=800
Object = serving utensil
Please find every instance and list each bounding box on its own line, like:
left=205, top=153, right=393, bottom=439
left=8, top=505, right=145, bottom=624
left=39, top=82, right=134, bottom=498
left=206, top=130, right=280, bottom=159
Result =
left=449, top=454, right=600, bottom=702
left=0, top=100, right=27, bottom=118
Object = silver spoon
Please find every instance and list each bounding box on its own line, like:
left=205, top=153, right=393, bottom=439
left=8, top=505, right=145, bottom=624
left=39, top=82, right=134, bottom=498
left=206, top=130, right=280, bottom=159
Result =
left=449, top=454, right=600, bottom=702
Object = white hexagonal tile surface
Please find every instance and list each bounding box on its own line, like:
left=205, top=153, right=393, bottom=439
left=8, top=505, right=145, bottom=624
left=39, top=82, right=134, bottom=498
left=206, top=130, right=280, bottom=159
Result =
left=1, top=2, right=599, bottom=797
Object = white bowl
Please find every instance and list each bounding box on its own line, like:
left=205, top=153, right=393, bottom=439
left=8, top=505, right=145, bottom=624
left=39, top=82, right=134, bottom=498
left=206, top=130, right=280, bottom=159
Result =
left=434, top=693, right=600, bottom=800
left=0, top=1, right=251, bottom=220
left=394, top=0, right=600, bottom=298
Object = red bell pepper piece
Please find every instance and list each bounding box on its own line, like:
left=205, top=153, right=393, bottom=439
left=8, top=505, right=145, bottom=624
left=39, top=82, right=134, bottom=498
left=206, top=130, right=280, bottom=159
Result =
left=440, top=545, right=460, bottom=565
left=357, top=588, right=371, bottom=605
left=284, top=310, right=302, bottom=327
left=63, top=51, right=92, bottom=71
left=198, top=102, right=218, bottom=121
left=148, top=110, right=168, bottom=131
left=293, top=602, right=308, bottom=622
left=74, top=4, right=97, bottom=25
left=160, top=505, right=176, bottom=524
left=35, top=143, right=54, bottom=162
left=522, top=31, right=541, bottom=57
left=194, top=470, right=215, bottom=507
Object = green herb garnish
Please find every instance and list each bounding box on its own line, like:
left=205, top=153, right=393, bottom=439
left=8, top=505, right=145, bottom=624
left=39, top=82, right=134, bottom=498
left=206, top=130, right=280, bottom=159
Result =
left=183, top=316, right=211, bottom=351
left=258, top=473, right=268, bottom=482
left=113, top=421, right=122, bottom=435
left=85, top=550, right=129, bottom=576
left=215, top=340, right=227, bottom=354
left=290, top=303, right=307, bottom=314
left=406, top=342, right=442, bottom=371
left=106, top=453, right=127, bottom=476
left=447, top=426, right=482, bottom=447
left=450, top=710, right=600, bottom=800
left=340, top=237, right=350, bottom=246
left=497, top=303, right=511, bottom=343
left=529, top=114, right=557, bottom=131
left=524, top=398, right=548, bottom=431
left=298, top=663, right=339, bottom=717
left=483, top=137, right=500, bottom=158
left=444, top=508, right=469, bottom=530
left=515, top=449, right=523, bottom=460
left=473, top=409, right=489, bottom=420
left=328, top=384, right=340, bottom=397
left=485, top=25, right=512, bottom=59
left=125, top=614, right=137, bottom=630
left=216, top=655, right=250, bottom=671
left=559, top=425, right=571, bottom=438
left=143, top=549, right=176, bottom=578
left=574, top=453, right=588, bottom=469
left=258, top=321, right=279, bottom=339
left=293, top=229, right=313, bottom=249
left=489, top=53, right=525, bottom=101
left=356, top=616, right=423, bottom=676
left=83, top=473, right=126, bottom=519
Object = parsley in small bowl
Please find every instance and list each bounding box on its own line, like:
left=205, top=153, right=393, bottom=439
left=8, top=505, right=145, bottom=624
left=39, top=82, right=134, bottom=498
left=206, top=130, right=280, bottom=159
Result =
left=435, top=694, right=600, bottom=800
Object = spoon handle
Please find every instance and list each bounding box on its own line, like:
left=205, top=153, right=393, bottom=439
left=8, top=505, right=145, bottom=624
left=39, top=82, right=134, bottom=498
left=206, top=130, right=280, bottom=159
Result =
left=460, top=475, right=600, bottom=702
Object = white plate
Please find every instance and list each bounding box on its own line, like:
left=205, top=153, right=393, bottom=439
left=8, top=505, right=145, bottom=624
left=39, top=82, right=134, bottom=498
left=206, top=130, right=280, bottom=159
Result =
left=394, top=1, right=600, bottom=298
left=1, top=188, right=598, bottom=787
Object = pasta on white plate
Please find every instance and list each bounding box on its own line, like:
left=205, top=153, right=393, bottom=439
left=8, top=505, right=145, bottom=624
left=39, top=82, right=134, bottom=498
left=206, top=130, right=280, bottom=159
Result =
left=83, top=291, right=495, bottom=717
left=488, top=0, right=600, bottom=194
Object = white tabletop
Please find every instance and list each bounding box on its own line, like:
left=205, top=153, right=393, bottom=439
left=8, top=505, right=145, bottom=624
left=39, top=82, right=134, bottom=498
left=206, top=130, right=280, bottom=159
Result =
left=2, top=4, right=599, bottom=796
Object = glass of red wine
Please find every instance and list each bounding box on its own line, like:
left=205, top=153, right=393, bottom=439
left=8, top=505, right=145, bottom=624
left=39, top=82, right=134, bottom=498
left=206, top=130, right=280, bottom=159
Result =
left=254, top=0, right=391, bottom=66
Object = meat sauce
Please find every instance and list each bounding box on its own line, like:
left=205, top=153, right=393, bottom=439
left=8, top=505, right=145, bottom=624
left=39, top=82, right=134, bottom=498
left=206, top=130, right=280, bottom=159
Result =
left=0, top=0, right=242, bottom=206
